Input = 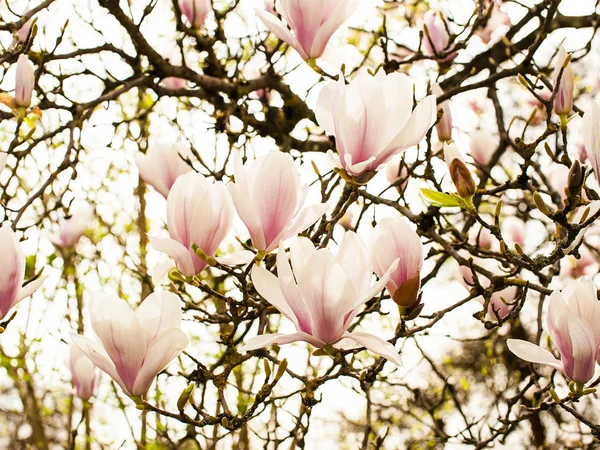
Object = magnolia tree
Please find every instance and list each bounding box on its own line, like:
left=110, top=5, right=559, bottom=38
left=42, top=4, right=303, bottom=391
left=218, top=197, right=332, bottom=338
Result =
left=2, top=0, right=600, bottom=448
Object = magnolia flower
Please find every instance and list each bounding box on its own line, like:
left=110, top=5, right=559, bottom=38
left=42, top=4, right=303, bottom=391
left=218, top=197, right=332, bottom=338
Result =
left=243, top=233, right=401, bottom=365
left=16, top=6, right=34, bottom=43
left=228, top=151, right=328, bottom=252
left=421, top=11, right=456, bottom=61
left=553, top=46, right=574, bottom=115
left=0, top=224, right=44, bottom=321
left=457, top=262, right=516, bottom=320
left=68, top=342, right=99, bottom=400
left=149, top=172, right=234, bottom=277
left=385, top=159, right=408, bottom=192
left=315, top=69, right=436, bottom=179
left=469, top=130, right=497, bottom=167
left=72, top=291, right=188, bottom=397
left=507, top=279, right=599, bottom=385
left=256, top=0, right=359, bottom=61
left=0, top=153, right=7, bottom=174
left=15, top=54, right=34, bottom=108
left=444, top=142, right=476, bottom=198
left=50, top=205, right=94, bottom=249
left=370, top=217, right=424, bottom=308
left=502, top=216, right=525, bottom=248
left=582, top=100, right=600, bottom=183
left=432, top=84, right=452, bottom=142
left=476, top=5, right=510, bottom=44
left=179, top=0, right=211, bottom=29
left=160, top=77, right=188, bottom=90
left=134, top=144, right=192, bottom=198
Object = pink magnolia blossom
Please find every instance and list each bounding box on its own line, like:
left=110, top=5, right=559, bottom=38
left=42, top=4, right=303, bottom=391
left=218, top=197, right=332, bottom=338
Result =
left=149, top=172, right=234, bottom=277
left=72, top=291, right=188, bottom=397
left=15, top=54, right=34, bottom=108
left=432, top=83, right=452, bottom=142
left=457, top=262, right=516, bottom=320
left=385, top=159, right=408, bottom=192
left=476, top=5, right=510, bottom=44
left=502, top=216, right=525, bottom=248
left=256, top=0, right=359, bottom=61
left=421, top=11, right=457, bottom=61
left=553, top=46, right=574, bottom=115
left=160, top=77, right=188, bottom=90
left=243, top=232, right=401, bottom=365
left=179, top=0, right=211, bottom=29
left=0, top=224, right=44, bottom=321
left=469, top=130, right=497, bottom=167
left=228, top=151, right=328, bottom=252
left=508, top=279, right=599, bottom=385
left=16, top=6, right=34, bottom=43
left=50, top=205, right=94, bottom=248
left=582, top=100, right=600, bottom=183
left=68, top=342, right=99, bottom=400
left=134, top=144, right=192, bottom=198
left=370, top=217, right=424, bottom=307
left=315, top=68, right=436, bottom=179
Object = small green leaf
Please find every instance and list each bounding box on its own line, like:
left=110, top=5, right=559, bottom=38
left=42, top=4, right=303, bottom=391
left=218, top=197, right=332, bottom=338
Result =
left=420, top=188, right=461, bottom=208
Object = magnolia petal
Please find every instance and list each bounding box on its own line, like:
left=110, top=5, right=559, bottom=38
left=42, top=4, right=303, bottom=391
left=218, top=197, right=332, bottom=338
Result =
left=12, top=276, right=45, bottom=310
left=251, top=263, right=297, bottom=324
left=149, top=235, right=196, bottom=277
left=71, top=333, right=129, bottom=395
left=255, top=9, right=308, bottom=60
left=266, top=202, right=328, bottom=252
left=383, top=95, right=437, bottom=154
left=241, top=332, right=325, bottom=352
left=131, top=328, right=188, bottom=396
left=135, top=291, right=182, bottom=344
left=342, top=331, right=401, bottom=365
left=506, top=339, right=563, bottom=373
left=315, top=81, right=337, bottom=135
left=215, top=250, right=255, bottom=266
left=566, top=315, right=596, bottom=384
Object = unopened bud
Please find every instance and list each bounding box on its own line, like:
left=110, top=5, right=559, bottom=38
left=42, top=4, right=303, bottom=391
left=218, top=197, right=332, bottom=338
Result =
left=450, top=158, right=476, bottom=198
left=533, top=192, right=552, bottom=216
left=392, top=275, right=421, bottom=307
left=177, top=383, right=195, bottom=411
left=567, top=160, right=585, bottom=196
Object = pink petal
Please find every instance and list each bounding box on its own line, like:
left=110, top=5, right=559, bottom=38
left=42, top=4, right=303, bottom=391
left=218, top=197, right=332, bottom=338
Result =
left=341, top=331, right=401, bottom=365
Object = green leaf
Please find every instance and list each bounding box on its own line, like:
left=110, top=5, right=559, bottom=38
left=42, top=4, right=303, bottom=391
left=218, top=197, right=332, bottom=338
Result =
left=420, top=188, right=461, bottom=208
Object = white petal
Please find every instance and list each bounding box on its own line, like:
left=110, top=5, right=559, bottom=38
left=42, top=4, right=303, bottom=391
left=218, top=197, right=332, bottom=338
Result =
left=342, top=331, right=401, bottom=365
left=71, top=333, right=129, bottom=395
left=135, top=291, right=182, bottom=344
left=506, top=339, right=563, bottom=372
left=131, top=328, right=188, bottom=396
left=149, top=235, right=196, bottom=277
left=315, top=81, right=337, bottom=135
left=241, top=331, right=325, bottom=352
left=251, top=263, right=297, bottom=324
left=255, top=9, right=308, bottom=60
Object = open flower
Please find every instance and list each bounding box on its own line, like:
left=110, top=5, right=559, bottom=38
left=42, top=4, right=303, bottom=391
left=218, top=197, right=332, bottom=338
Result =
left=256, top=0, right=359, bottom=61
left=371, top=217, right=424, bottom=308
left=50, top=204, right=94, bottom=249
left=469, top=130, right=497, bottom=167
left=149, top=172, right=234, bottom=277
left=507, top=279, right=599, bottom=385
left=72, top=291, right=188, bottom=397
left=134, top=144, right=192, bottom=198
left=0, top=224, right=44, bottom=321
left=476, top=5, right=510, bottom=44
left=68, top=342, right=99, bottom=401
left=179, top=0, right=211, bottom=29
left=228, top=151, right=328, bottom=252
left=315, top=68, right=436, bottom=180
left=243, top=232, right=401, bottom=365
